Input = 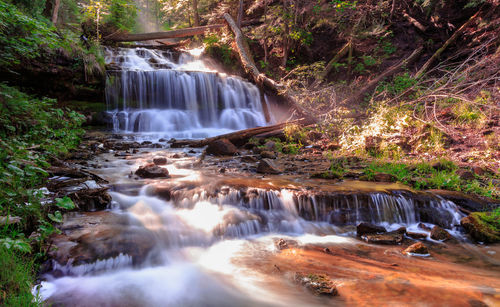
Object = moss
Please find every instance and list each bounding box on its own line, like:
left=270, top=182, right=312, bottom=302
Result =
left=461, top=209, right=500, bottom=243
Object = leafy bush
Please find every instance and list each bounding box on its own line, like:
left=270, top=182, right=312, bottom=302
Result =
left=0, top=1, right=63, bottom=67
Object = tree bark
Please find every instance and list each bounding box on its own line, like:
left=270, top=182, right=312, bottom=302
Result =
left=281, top=0, right=290, bottom=67
left=403, top=11, right=427, bottom=32
left=104, top=24, right=224, bottom=42
left=415, top=9, right=481, bottom=78
left=170, top=119, right=308, bottom=148
left=51, top=0, right=60, bottom=25
left=316, top=41, right=351, bottom=83
left=193, top=0, right=200, bottom=27
left=341, top=47, right=423, bottom=106
left=237, top=0, right=244, bottom=28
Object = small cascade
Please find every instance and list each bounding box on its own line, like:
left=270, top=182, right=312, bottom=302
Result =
left=105, top=48, right=269, bottom=138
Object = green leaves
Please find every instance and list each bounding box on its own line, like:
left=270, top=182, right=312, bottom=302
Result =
left=0, top=237, right=32, bottom=253
left=55, top=196, right=75, bottom=210
left=48, top=211, right=63, bottom=223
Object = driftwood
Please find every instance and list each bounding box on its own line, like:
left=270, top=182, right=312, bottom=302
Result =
left=403, top=11, right=427, bottom=32
left=415, top=9, right=481, bottom=78
left=223, top=13, right=316, bottom=122
left=105, top=24, right=224, bottom=42
left=341, top=47, right=423, bottom=106
left=170, top=119, right=307, bottom=148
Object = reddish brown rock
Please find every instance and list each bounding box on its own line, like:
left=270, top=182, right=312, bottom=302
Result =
left=357, top=222, right=386, bottom=236
left=294, top=272, right=338, bottom=296
left=373, top=173, right=397, bottom=182
left=206, top=138, right=238, bottom=156
left=257, top=159, right=283, bottom=174
left=403, top=242, right=429, bottom=256
left=430, top=226, right=452, bottom=241
left=135, top=163, right=170, bottom=178
left=153, top=156, right=167, bottom=165
left=407, top=232, right=428, bottom=240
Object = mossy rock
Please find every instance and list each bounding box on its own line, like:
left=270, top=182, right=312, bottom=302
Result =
left=461, top=211, right=500, bottom=243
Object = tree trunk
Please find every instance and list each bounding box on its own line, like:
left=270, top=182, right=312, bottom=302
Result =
left=193, top=0, right=200, bottom=27
left=104, top=24, right=224, bottom=42
left=51, top=0, right=60, bottom=25
left=263, top=0, right=269, bottom=63
left=281, top=0, right=290, bottom=67
left=237, top=0, right=244, bottom=28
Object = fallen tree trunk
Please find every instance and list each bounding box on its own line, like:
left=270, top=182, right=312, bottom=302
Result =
left=340, top=46, right=423, bottom=107
left=415, top=9, right=481, bottom=78
left=314, top=41, right=351, bottom=86
left=403, top=11, right=427, bottom=32
left=105, top=24, right=224, bottom=42
left=170, top=119, right=307, bottom=148
left=223, top=13, right=316, bottom=123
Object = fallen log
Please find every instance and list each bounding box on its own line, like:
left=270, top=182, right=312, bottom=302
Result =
left=105, top=24, right=224, bottom=42
left=223, top=13, right=316, bottom=123
left=170, top=118, right=307, bottom=148
left=403, top=11, right=427, bottom=32
left=340, top=46, right=423, bottom=107
left=314, top=41, right=351, bottom=86
left=415, top=9, right=481, bottom=78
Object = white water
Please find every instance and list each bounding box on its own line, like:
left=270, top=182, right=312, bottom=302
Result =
left=105, top=48, right=270, bottom=138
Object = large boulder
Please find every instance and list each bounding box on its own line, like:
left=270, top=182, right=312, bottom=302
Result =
left=357, top=222, right=386, bottom=236
left=362, top=231, right=404, bottom=245
left=135, top=163, right=170, bottom=178
left=153, top=156, right=167, bottom=165
left=461, top=213, right=500, bottom=243
left=206, top=138, right=238, bottom=156
left=257, top=159, right=283, bottom=174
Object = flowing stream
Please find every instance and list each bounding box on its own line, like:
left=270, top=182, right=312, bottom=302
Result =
left=36, top=48, right=500, bottom=306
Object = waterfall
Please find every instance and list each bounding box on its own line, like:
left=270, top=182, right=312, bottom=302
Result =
left=104, top=48, right=269, bottom=138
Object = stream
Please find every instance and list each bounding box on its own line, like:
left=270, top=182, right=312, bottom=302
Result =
left=35, top=48, right=500, bottom=306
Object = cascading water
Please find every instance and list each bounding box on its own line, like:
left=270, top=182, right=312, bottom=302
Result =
left=105, top=48, right=270, bottom=138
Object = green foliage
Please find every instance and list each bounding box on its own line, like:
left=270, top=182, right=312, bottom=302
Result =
left=105, top=0, right=138, bottom=31
left=330, top=0, right=357, bottom=12
left=452, top=101, right=485, bottom=126
left=204, top=34, right=233, bottom=67
left=0, top=245, right=38, bottom=306
left=0, top=1, right=62, bottom=67
left=289, top=29, right=313, bottom=46
left=474, top=207, right=500, bottom=231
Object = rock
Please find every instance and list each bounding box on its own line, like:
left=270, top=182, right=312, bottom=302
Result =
left=241, top=155, right=258, bottom=163
left=418, top=223, right=432, bottom=231
left=0, top=216, right=22, bottom=226
left=395, top=226, right=407, bottom=234
left=264, top=141, right=277, bottom=151
left=257, top=159, right=283, bottom=174
left=471, top=166, right=486, bottom=176
left=325, top=142, right=341, bottom=151
left=260, top=151, right=277, bottom=159
left=135, top=163, right=170, bottom=179
left=158, top=138, right=167, bottom=142
left=362, top=231, right=404, bottom=245
left=456, top=169, right=475, bottom=181
left=294, top=273, right=338, bottom=296
left=153, top=156, right=167, bottom=165
left=365, top=136, right=382, bottom=154
left=430, top=226, right=452, bottom=241
left=403, top=242, right=429, bottom=256
left=206, top=139, right=238, bottom=156
left=461, top=213, right=500, bottom=243
left=357, top=222, right=387, bottom=236
left=219, top=167, right=226, bottom=174
left=276, top=238, right=288, bottom=250
left=373, top=173, right=397, bottom=182
left=407, top=232, right=428, bottom=240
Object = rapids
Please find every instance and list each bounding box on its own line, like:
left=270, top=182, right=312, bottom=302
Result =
left=35, top=48, right=500, bottom=306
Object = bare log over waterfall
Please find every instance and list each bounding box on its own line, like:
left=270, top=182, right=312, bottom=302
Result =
left=170, top=119, right=307, bottom=148
left=339, top=47, right=423, bottom=107
left=104, top=24, right=225, bottom=42
left=223, top=13, right=316, bottom=123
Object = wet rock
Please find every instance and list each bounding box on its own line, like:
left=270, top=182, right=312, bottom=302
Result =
left=403, top=242, right=429, bottom=256
left=153, top=156, right=167, bottom=165
left=294, top=272, right=338, bottom=296
left=357, top=222, right=386, bottom=236
left=260, top=151, right=277, bottom=159
left=407, top=232, right=428, bottom=240
left=158, top=138, right=167, bottom=142
left=430, top=226, right=452, bottom=241
left=135, top=163, right=170, bottom=178
left=276, top=238, right=288, bottom=250
left=219, top=167, right=226, bottom=174
left=362, top=231, right=404, bottom=245
left=461, top=213, right=500, bottom=243
left=373, top=173, right=397, bottom=182
left=206, top=138, right=238, bottom=156
left=241, top=155, right=258, bottom=163
left=418, top=223, right=432, bottom=231
left=257, top=159, right=283, bottom=174
left=310, top=172, right=341, bottom=179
